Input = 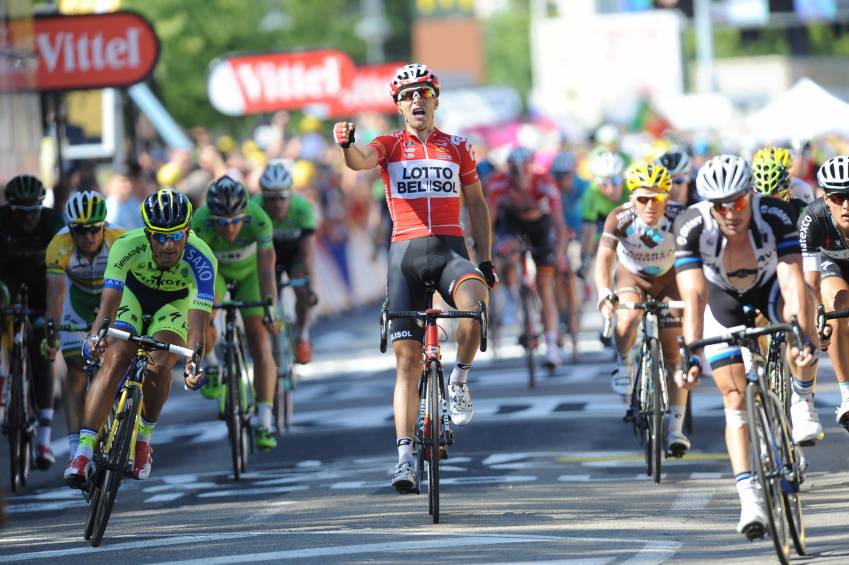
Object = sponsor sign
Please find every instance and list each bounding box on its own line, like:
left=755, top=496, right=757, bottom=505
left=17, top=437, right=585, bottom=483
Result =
left=27, top=11, right=159, bottom=91
left=326, top=61, right=402, bottom=117
left=207, top=50, right=356, bottom=116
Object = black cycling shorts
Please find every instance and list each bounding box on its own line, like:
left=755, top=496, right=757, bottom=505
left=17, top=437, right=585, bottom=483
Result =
left=387, top=235, right=485, bottom=343
left=496, top=213, right=556, bottom=268
left=820, top=258, right=849, bottom=281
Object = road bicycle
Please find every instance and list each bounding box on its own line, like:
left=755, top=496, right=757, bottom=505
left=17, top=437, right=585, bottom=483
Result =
left=1, top=284, right=37, bottom=492
left=680, top=314, right=806, bottom=563
left=817, top=302, right=849, bottom=431
left=83, top=318, right=198, bottom=546
left=379, top=283, right=487, bottom=524
left=271, top=276, right=310, bottom=435
left=213, top=280, right=272, bottom=480
left=606, top=298, right=685, bottom=483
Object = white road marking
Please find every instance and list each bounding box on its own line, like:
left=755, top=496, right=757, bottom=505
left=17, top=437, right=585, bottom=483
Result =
left=145, top=493, right=184, bottom=503
left=689, top=472, right=724, bottom=480
left=670, top=490, right=715, bottom=514
left=196, top=485, right=309, bottom=498
left=558, top=474, right=593, bottom=482
left=4, top=499, right=88, bottom=514
left=150, top=534, right=563, bottom=565
left=621, top=541, right=682, bottom=565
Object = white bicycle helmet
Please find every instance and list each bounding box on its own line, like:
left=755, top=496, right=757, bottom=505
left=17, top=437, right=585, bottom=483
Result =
left=589, top=149, right=625, bottom=179
left=656, top=147, right=692, bottom=177
left=259, top=161, right=294, bottom=196
left=817, top=155, right=849, bottom=193
left=695, top=155, right=752, bottom=202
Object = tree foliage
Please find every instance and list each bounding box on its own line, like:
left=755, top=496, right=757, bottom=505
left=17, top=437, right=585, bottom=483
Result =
left=122, top=0, right=412, bottom=130
left=483, top=0, right=531, bottom=106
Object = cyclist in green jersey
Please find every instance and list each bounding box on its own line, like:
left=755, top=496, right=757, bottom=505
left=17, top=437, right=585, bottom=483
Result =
left=579, top=148, right=628, bottom=266
left=256, top=162, right=318, bottom=364
left=65, top=189, right=216, bottom=487
left=192, top=175, right=280, bottom=451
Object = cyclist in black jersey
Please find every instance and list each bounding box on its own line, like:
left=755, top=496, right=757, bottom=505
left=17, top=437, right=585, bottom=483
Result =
left=799, top=155, right=849, bottom=429
left=673, top=155, right=820, bottom=539
left=0, top=175, right=64, bottom=470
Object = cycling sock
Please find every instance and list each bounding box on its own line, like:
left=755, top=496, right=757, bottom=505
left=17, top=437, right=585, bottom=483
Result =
left=299, top=327, right=310, bottom=341
left=258, top=402, right=273, bottom=430
left=68, top=433, right=80, bottom=457
left=546, top=332, right=557, bottom=351
left=791, top=377, right=814, bottom=399
left=37, top=408, right=54, bottom=446
left=449, top=362, right=472, bottom=385
left=397, top=437, right=413, bottom=464
left=77, top=427, right=97, bottom=459
left=205, top=348, right=219, bottom=368
left=840, top=381, right=849, bottom=403
left=137, top=416, right=157, bottom=444
left=667, top=405, right=685, bottom=434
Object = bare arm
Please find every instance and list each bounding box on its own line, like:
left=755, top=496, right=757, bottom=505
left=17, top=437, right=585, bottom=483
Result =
left=551, top=209, right=567, bottom=265
left=45, top=274, right=66, bottom=324
left=580, top=221, right=596, bottom=259
left=299, top=234, right=316, bottom=282
left=462, top=180, right=492, bottom=263
left=593, top=245, right=617, bottom=297
left=187, top=309, right=211, bottom=356
left=676, top=268, right=708, bottom=345
left=91, top=287, right=123, bottom=336
left=258, top=247, right=277, bottom=311
left=341, top=145, right=380, bottom=171
left=777, top=255, right=818, bottom=345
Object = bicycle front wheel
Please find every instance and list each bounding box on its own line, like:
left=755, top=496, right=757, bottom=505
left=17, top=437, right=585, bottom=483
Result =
left=648, top=339, right=663, bottom=484
left=520, top=285, right=536, bottom=388
left=224, top=342, right=243, bottom=480
left=766, top=390, right=806, bottom=555
left=91, top=386, right=140, bottom=547
left=747, top=385, right=790, bottom=563
left=428, top=360, right=441, bottom=523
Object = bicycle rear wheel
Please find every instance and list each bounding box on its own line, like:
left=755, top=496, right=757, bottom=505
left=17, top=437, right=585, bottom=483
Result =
left=91, top=386, right=139, bottom=547
left=520, top=284, right=536, bottom=388
left=428, top=360, right=441, bottom=523
left=235, top=329, right=251, bottom=472
left=766, top=390, right=806, bottom=555
left=747, top=385, right=790, bottom=563
left=7, top=358, right=22, bottom=492
left=648, top=339, right=663, bottom=484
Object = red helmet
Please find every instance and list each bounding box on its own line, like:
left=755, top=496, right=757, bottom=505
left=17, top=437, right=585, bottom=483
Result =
left=389, top=63, right=441, bottom=101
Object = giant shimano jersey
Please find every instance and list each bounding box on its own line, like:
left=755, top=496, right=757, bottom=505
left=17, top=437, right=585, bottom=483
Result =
left=673, top=195, right=801, bottom=293
left=103, top=228, right=218, bottom=312
left=192, top=200, right=273, bottom=281
left=600, top=201, right=684, bottom=277
left=46, top=225, right=126, bottom=293
left=369, top=128, right=479, bottom=242
left=0, top=205, right=64, bottom=311
left=798, top=197, right=849, bottom=272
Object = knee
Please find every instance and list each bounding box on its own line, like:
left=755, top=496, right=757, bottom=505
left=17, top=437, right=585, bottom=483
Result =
left=724, top=408, right=748, bottom=430
left=723, top=389, right=745, bottom=411
left=394, top=349, right=421, bottom=374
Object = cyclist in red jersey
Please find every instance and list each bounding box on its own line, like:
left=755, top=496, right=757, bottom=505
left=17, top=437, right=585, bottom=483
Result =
left=486, top=147, right=567, bottom=368
left=334, top=63, right=495, bottom=493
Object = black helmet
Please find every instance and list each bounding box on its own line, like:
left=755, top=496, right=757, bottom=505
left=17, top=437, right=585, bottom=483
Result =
left=206, top=175, right=248, bottom=216
left=5, top=174, right=46, bottom=207
left=142, top=188, right=192, bottom=232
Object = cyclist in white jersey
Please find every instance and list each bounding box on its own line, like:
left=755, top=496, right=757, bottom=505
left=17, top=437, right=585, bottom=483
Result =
left=595, top=162, right=690, bottom=455
left=673, top=154, right=820, bottom=539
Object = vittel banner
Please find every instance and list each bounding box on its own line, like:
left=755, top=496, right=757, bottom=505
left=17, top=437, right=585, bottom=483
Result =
left=30, top=11, right=159, bottom=91
left=326, top=62, right=402, bottom=117
left=207, top=50, right=356, bottom=116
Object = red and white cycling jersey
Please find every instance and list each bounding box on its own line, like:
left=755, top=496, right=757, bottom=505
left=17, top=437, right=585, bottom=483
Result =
left=369, top=128, right=479, bottom=242
left=485, top=171, right=562, bottom=221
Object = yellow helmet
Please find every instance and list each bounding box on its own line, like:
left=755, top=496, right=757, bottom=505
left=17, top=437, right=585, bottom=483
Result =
left=292, top=160, right=317, bottom=188
left=753, top=146, right=792, bottom=169
left=626, top=161, right=671, bottom=193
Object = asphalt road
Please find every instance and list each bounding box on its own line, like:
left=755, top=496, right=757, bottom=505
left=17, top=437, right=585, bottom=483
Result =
left=2, top=306, right=849, bottom=564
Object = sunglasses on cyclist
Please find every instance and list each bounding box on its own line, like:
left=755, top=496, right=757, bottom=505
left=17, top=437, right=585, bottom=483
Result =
left=634, top=193, right=667, bottom=205
left=70, top=223, right=104, bottom=235
left=150, top=231, right=186, bottom=245
left=826, top=192, right=849, bottom=206
left=712, top=194, right=749, bottom=214
left=262, top=192, right=291, bottom=201
left=396, top=86, right=437, bottom=102
left=209, top=215, right=245, bottom=226
left=10, top=204, right=41, bottom=213
left=671, top=177, right=688, bottom=185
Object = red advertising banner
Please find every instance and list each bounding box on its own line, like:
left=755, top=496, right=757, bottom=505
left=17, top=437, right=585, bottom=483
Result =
left=28, top=11, right=160, bottom=91
left=325, top=61, right=402, bottom=118
left=208, top=50, right=357, bottom=116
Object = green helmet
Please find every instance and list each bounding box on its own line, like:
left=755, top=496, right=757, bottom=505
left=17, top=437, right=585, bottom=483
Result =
left=4, top=174, right=46, bottom=207
left=64, top=190, right=107, bottom=225
left=752, top=159, right=790, bottom=198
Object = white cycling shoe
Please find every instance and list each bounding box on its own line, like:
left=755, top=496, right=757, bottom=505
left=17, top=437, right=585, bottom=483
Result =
left=736, top=483, right=767, bottom=540
left=544, top=348, right=562, bottom=369
left=664, top=429, right=691, bottom=458
left=835, top=398, right=849, bottom=430
left=790, top=394, right=824, bottom=445
left=447, top=382, right=474, bottom=425
left=391, top=460, right=416, bottom=494
left=611, top=361, right=634, bottom=397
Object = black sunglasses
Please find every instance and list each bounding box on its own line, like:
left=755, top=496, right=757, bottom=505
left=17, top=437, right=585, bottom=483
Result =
left=70, top=224, right=104, bottom=235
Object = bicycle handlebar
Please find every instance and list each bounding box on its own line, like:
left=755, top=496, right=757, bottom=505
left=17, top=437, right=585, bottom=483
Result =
left=107, top=327, right=195, bottom=358
left=817, top=303, right=849, bottom=345
left=617, top=300, right=686, bottom=311
left=379, top=302, right=488, bottom=354
left=387, top=309, right=483, bottom=321
left=679, top=316, right=803, bottom=367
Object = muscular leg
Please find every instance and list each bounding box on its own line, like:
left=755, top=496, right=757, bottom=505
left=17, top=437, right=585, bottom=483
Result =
left=613, top=288, right=642, bottom=360
left=244, top=315, right=276, bottom=404
left=62, top=357, right=87, bottom=434
left=453, top=279, right=489, bottom=364
left=393, top=340, right=423, bottom=440
left=660, top=326, right=687, bottom=409
left=140, top=330, right=183, bottom=422
left=81, top=338, right=136, bottom=432
left=712, top=363, right=750, bottom=475
left=820, top=276, right=849, bottom=386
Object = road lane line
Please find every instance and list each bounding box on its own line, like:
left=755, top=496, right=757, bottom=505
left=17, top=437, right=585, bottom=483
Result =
left=145, top=493, right=184, bottom=503
left=196, top=485, right=309, bottom=498
left=149, top=534, right=565, bottom=565
left=621, top=541, right=682, bottom=565
left=670, top=489, right=715, bottom=514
